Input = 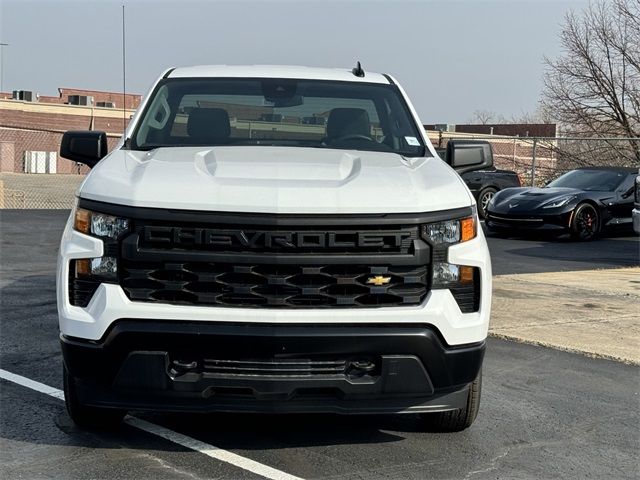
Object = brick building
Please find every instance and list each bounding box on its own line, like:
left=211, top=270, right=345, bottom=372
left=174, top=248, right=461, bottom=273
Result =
left=0, top=88, right=141, bottom=174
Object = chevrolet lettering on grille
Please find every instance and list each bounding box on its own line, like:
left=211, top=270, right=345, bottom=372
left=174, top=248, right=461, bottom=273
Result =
left=142, top=226, right=413, bottom=250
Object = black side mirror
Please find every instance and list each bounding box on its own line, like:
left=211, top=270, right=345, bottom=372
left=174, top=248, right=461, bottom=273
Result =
left=447, top=140, right=493, bottom=174
left=435, top=147, right=448, bottom=164
left=621, top=186, right=634, bottom=199
left=60, top=131, right=108, bottom=168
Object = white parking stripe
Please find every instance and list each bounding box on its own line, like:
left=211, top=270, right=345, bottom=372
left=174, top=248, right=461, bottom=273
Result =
left=124, top=416, right=302, bottom=480
left=0, top=368, right=304, bottom=480
left=0, top=368, right=66, bottom=400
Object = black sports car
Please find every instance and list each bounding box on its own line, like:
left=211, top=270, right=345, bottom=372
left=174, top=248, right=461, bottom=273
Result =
left=485, top=167, right=638, bottom=241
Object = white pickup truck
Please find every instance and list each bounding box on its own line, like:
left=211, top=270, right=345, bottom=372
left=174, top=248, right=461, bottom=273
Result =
left=57, top=64, right=492, bottom=431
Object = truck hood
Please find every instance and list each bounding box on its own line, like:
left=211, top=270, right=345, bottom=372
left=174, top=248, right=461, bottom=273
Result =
left=79, top=146, right=472, bottom=214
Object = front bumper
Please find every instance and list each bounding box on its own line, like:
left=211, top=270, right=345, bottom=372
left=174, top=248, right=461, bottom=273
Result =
left=485, top=209, right=572, bottom=233
left=62, top=321, right=484, bottom=414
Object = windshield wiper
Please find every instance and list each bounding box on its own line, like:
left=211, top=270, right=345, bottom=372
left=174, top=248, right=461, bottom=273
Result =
left=133, top=144, right=180, bottom=151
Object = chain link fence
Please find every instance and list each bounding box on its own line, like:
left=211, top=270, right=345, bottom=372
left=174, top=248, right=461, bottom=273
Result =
left=431, top=132, right=640, bottom=186
left=0, top=128, right=120, bottom=209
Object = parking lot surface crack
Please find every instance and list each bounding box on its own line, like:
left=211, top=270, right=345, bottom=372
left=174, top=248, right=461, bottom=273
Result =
left=463, top=446, right=513, bottom=479
left=135, top=452, right=209, bottom=479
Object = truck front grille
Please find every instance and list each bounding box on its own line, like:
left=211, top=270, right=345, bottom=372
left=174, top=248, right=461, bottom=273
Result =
left=120, top=262, right=429, bottom=308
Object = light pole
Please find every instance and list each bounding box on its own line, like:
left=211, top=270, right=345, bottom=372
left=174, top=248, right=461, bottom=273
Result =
left=0, top=43, right=9, bottom=93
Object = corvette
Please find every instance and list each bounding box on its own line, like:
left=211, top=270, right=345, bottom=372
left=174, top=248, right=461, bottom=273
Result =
left=485, top=167, right=638, bottom=241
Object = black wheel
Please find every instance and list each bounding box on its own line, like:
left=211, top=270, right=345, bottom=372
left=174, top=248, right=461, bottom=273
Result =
left=477, top=187, right=497, bottom=219
left=63, top=365, right=125, bottom=429
left=570, top=203, right=600, bottom=241
left=420, top=371, right=482, bottom=432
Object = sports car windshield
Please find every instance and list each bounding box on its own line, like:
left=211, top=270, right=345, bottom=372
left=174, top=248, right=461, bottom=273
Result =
left=547, top=169, right=627, bottom=191
left=131, top=78, right=427, bottom=157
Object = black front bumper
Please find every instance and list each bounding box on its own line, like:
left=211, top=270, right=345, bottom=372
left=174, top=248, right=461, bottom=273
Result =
left=62, top=321, right=484, bottom=414
left=485, top=209, right=572, bottom=233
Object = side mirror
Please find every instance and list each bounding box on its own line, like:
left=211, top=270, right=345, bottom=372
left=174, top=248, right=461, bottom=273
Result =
left=60, top=131, right=108, bottom=168
left=434, top=147, right=448, bottom=164
left=621, top=186, right=634, bottom=199
left=447, top=140, right=493, bottom=174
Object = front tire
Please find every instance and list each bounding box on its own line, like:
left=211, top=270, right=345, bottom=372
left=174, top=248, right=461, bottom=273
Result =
left=477, top=187, right=497, bottom=219
left=570, top=203, right=600, bottom=241
left=420, top=371, right=482, bottom=432
left=63, top=365, right=126, bottom=429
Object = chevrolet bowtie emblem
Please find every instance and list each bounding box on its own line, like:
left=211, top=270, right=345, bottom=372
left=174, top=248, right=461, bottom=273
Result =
left=366, top=275, right=391, bottom=286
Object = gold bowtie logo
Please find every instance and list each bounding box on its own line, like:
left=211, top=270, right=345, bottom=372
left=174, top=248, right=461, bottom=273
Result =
left=366, top=275, right=391, bottom=286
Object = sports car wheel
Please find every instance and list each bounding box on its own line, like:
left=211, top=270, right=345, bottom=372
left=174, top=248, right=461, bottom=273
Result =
left=570, top=203, right=599, bottom=241
left=478, top=187, right=497, bottom=219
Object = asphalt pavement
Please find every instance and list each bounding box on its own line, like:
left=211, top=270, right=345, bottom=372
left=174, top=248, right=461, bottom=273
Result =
left=1, top=210, right=639, bottom=479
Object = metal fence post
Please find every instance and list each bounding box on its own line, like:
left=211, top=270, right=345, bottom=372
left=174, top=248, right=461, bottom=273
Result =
left=530, top=138, right=538, bottom=186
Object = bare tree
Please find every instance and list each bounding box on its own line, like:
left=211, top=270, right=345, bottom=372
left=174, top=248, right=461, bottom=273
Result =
left=469, top=109, right=498, bottom=125
left=542, top=0, right=640, bottom=163
left=509, top=105, right=554, bottom=125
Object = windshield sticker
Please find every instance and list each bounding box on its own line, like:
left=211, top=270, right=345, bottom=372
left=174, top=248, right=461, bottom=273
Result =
left=405, top=136, right=420, bottom=146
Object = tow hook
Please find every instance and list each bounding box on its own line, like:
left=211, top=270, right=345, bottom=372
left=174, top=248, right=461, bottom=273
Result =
left=347, top=359, right=376, bottom=376
left=169, top=359, right=198, bottom=377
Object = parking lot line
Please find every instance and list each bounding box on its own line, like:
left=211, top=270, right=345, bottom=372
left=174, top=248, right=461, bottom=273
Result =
left=0, top=368, right=304, bottom=480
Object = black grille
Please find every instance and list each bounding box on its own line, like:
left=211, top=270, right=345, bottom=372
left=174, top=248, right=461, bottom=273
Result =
left=120, top=261, right=429, bottom=308
left=116, top=212, right=432, bottom=309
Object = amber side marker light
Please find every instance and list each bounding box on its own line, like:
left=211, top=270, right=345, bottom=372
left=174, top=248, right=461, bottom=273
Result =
left=74, top=208, right=91, bottom=234
left=459, top=265, right=475, bottom=284
left=75, top=259, right=91, bottom=276
left=460, top=217, right=476, bottom=243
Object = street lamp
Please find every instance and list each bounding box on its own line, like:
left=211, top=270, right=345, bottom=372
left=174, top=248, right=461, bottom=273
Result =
left=0, top=43, right=9, bottom=93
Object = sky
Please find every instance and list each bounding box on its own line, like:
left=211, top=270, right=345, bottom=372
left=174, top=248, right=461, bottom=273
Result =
left=0, top=0, right=589, bottom=124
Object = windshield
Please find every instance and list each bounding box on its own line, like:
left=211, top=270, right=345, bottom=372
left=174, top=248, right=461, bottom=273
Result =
left=547, top=169, right=627, bottom=191
left=131, top=78, right=427, bottom=157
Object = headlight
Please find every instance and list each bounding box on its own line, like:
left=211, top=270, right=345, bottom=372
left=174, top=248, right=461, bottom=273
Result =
left=69, top=206, right=130, bottom=307
left=542, top=195, right=576, bottom=209
left=74, top=207, right=130, bottom=239
left=422, top=215, right=476, bottom=244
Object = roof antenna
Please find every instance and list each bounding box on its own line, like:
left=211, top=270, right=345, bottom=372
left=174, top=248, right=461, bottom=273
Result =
left=352, top=61, right=365, bottom=78
left=122, top=4, right=127, bottom=135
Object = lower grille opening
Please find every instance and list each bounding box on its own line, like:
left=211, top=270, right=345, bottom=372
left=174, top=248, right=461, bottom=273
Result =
left=205, top=358, right=347, bottom=377
left=170, top=356, right=380, bottom=378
